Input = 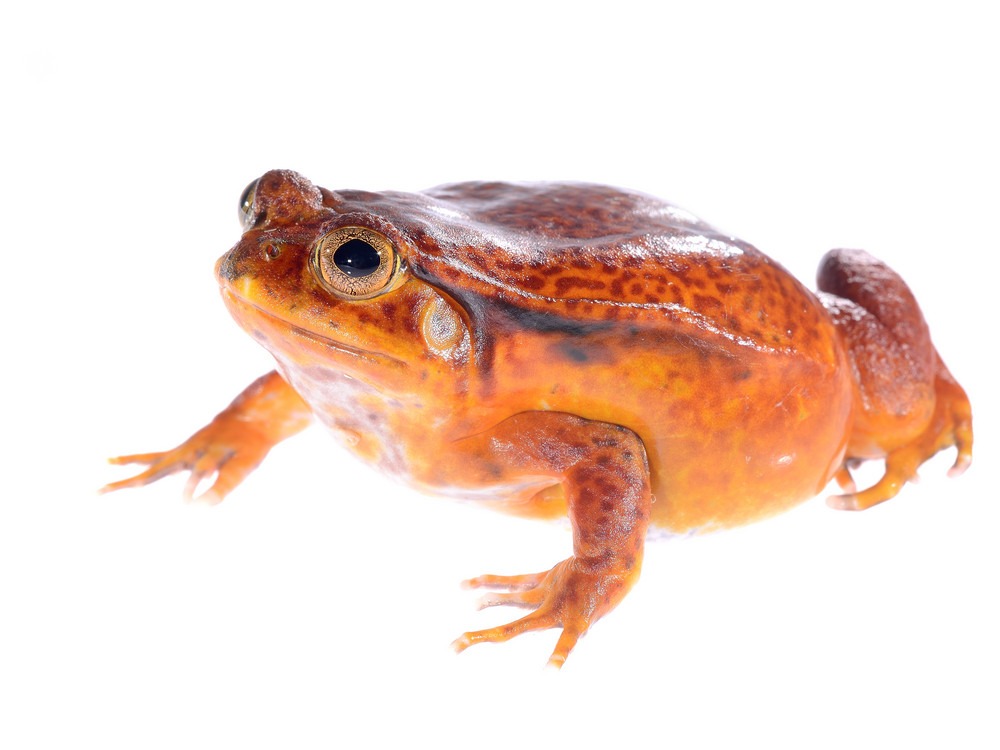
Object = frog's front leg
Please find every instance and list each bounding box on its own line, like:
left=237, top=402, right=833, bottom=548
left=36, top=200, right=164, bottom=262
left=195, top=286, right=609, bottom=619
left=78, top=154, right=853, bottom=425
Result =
left=447, top=412, right=651, bottom=667
left=101, top=371, right=313, bottom=504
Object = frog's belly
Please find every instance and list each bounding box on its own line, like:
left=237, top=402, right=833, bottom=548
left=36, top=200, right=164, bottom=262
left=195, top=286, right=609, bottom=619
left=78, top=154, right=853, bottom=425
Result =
left=641, top=365, right=853, bottom=534
left=513, top=331, right=856, bottom=534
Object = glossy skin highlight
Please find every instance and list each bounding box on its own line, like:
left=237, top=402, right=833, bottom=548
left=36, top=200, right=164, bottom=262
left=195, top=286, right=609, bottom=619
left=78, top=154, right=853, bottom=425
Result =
left=104, top=170, right=973, bottom=666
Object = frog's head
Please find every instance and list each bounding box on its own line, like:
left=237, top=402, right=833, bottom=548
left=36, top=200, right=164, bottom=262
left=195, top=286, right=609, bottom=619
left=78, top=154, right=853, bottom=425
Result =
left=216, top=170, right=472, bottom=398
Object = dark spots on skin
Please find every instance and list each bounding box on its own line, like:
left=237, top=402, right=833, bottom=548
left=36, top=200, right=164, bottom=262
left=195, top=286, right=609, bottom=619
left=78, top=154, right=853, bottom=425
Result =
left=520, top=275, right=546, bottom=290
left=575, top=484, right=598, bottom=509
left=609, top=279, right=624, bottom=298
left=645, top=294, right=659, bottom=303
left=495, top=259, right=526, bottom=272
left=570, top=258, right=591, bottom=270
left=600, top=499, right=614, bottom=512
left=401, top=309, right=420, bottom=336
left=734, top=369, right=752, bottom=381
left=630, top=283, right=642, bottom=295
left=782, top=303, right=799, bottom=328
left=554, top=276, right=606, bottom=294
left=693, top=293, right=723, bottom=312
left=483, top=462, right=504, bottom=480
left=715, top=282, right=735, bottom=295
left=594, top=478, right=619, bottom=497
left=591, top=436, right=619, bottom=448
left=560, top=343, right=589, bottom=362
left=569, top=465, right=598, bottom=488
left=540, top=266, right=563, bottom=276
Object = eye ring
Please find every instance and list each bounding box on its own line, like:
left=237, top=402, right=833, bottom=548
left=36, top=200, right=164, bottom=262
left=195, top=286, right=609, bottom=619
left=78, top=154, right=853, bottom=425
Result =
left=313, top=226, right=399, bottom=299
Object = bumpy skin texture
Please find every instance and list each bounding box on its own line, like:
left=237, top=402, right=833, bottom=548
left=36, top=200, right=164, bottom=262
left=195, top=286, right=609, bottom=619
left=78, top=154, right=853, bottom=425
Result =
left=105, top=170, right=972, bottom=666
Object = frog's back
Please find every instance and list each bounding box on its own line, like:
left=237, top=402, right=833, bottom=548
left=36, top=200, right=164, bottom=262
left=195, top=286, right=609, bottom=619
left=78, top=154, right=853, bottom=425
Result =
left=364, top=181, right=838, bottom=365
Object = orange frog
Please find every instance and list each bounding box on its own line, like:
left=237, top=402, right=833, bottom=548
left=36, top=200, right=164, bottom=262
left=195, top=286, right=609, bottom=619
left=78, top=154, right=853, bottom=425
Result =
left=104, top=170, right=973, bottom=666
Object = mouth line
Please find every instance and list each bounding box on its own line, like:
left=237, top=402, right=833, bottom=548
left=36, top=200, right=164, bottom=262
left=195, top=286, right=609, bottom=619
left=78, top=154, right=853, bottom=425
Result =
left=220, top=288, right=408, bottom=371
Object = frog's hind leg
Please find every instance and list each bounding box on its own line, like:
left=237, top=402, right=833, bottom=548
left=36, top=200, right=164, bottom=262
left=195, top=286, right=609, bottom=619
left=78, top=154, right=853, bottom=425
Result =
left=816, top=248, right=972, bottom=511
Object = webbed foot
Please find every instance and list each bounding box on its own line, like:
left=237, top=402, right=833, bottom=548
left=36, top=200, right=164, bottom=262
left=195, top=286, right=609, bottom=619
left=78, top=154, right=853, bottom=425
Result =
left=452, top=556, right=637, bottom=668
left=101, top=419, right=274, bottom=504
left=101, top=371, right=312, bottom=503
left=828, top=363, right=972, bottom=511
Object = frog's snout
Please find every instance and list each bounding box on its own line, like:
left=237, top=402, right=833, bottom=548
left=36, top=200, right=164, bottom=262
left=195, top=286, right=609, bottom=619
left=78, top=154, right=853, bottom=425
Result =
left=215, top=250, right=237, bottom=285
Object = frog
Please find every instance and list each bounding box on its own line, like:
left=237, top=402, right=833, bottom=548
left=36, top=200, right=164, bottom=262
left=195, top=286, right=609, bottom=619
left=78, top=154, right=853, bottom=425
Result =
left=103, top=169, right=973, bottom=667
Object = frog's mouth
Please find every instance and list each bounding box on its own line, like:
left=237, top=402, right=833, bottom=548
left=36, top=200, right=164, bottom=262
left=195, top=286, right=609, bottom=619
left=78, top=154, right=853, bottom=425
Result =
left=219, top=288, right=408, bottom=376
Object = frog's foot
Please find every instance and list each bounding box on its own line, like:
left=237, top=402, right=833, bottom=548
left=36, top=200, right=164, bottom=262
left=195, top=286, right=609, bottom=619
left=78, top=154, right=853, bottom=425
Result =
left=827, top=369, right=973, bottom=511
left=102, top=372, right=312, bottom=504
left=100, top=420, right=272, bottom=504
left=833, top=460, right=861, bottom=494
left=452, top=557, right=635, bottom=668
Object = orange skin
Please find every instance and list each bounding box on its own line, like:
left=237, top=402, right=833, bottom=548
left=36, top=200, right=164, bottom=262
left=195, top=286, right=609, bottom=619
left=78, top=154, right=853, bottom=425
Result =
left=104, top=170, right=973, bottom=667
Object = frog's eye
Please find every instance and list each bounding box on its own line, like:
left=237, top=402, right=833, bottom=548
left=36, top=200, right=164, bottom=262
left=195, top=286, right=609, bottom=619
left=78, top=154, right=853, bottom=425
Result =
left=314, top=226, right=399, bottom=299
left=238, top=178, right=259, bottom=230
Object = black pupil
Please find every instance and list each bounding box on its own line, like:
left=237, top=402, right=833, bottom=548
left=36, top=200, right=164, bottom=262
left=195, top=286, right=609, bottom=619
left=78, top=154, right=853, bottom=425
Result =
left=333, top=239, right=381, bottom=277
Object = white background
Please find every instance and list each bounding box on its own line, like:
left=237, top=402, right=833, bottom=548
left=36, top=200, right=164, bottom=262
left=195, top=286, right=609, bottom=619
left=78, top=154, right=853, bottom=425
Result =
left=2, top=1, right=997, bottom=748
